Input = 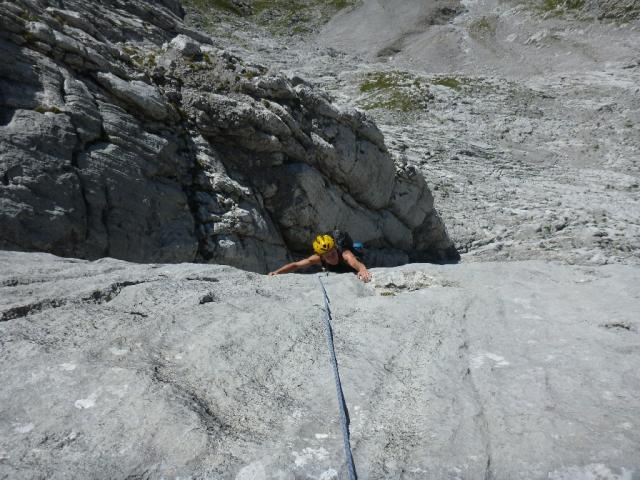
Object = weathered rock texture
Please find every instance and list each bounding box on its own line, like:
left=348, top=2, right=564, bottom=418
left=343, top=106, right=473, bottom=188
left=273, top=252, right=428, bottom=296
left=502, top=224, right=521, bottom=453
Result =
left=1, top=251, right=639, bottom=479
left=296, top=0, right=640, bottom=266
left=319, top=0, right=640, bottom=75
left=0, top=0, right=458, bottom=273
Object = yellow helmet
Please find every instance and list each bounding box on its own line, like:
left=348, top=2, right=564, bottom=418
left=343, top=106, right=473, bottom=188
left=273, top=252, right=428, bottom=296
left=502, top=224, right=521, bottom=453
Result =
left=313, top=234, right=335, bottom=255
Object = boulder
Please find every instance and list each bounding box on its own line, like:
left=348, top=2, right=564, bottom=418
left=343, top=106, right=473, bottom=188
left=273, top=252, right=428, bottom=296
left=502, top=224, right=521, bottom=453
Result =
left=168, top=34, right=201, bottom=58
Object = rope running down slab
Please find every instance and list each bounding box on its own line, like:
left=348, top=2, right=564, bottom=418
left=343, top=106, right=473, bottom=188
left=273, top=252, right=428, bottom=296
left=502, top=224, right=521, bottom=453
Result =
left=318, top=276, right=358, bottom=480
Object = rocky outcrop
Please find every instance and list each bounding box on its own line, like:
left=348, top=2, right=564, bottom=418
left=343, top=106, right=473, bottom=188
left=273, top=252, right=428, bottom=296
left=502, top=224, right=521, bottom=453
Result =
left=0, top=0, right=457, bottom=273
left=1, top=251, right=639, bottom=478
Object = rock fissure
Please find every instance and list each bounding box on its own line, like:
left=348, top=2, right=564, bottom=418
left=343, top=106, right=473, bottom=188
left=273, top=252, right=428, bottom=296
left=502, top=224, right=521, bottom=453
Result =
left=459, top=304, right=495, bottom=480
left=0, top=298, right=66, bottom=322
left=100, top=183, right=111, bottom=257
left=82, top=279, right=155, bottom=304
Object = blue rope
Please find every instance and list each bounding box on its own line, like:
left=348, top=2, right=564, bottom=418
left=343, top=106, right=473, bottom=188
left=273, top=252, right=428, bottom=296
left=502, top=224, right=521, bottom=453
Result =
left=318, top=276, right=358, bottom=480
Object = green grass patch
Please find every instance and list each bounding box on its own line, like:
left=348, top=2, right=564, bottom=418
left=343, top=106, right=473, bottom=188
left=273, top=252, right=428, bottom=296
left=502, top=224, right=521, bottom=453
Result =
left=18, top=10, right=39, bottom=22
left=122, top=45, right=137, bottom=56
left=468, top=16, right=497, bottom=38
left=541, top=0, right=584, bottom=11
left=358, top=71, right=432, bottom=112
left=124, top=45, right=159, bottom=69
left=145, top=52, right=157, bottom=67
left=363, top=92, right=418, bottom=112
left=241, top=69, right=260, bottom=79
left=359, top=72, right=398, bottom=93
left=432, top=77, right=462, bottom=91
left=184, top=0, right=359, bottom=35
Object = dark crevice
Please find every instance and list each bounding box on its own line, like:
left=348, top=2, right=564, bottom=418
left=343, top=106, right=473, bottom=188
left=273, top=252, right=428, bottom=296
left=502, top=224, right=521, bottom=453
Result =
left=123, top=472, right=152, bottom=480
left=102, top=183, right=111, bottom=257
left=0, top=107, right=16, bottom=127
left=73, top=169, right=91, bottom=242
left=182, top=130, right=209, bottom=263
left=65, top=75, right=108, bottom=246
left=1, top=298, right=66, bottom=322
left=82, top=280, right=151, bottom=304
left=199, top=292, right=217, bottom=304
left=184, top=276, right=219, bottom=283
left=484, top=455, right=493, bottom=480
left=601, top=322, right=635, bottom=332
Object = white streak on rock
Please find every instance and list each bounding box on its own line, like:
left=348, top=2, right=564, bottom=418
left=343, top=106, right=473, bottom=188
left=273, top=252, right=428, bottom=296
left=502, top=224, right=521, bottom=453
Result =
left=75, top=392, right=99, bottom=409
left=292, top=447, right=329, bottom=468
left=13, top=423, right=34, bottom=434
left=470, top=352, right=511, bottom=369
left=235, top=461, right=266, bottom=480
left=319, top=469, right=338, bottom=480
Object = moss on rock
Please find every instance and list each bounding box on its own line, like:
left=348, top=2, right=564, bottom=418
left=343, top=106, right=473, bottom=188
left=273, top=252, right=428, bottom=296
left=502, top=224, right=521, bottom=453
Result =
left=357, top=71, right=433, bottom=112
left=183, top=0, right=359, bottom=36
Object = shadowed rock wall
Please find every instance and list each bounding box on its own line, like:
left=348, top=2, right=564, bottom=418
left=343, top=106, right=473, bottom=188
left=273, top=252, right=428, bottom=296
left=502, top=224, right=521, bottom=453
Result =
left=0, top=0, right=458, bottom=272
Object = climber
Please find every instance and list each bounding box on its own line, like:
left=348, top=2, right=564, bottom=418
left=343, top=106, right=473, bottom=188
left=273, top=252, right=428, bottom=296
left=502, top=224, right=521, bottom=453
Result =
left=268, top=231, right=372, bottom=283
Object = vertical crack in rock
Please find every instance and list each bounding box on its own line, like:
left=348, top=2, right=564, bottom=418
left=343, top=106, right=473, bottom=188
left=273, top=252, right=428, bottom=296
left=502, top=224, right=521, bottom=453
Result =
left=75, top=170, right=91, bottom=242
left=181, top=130, right=214, bottom=264
left=67, top=112, right=92, bottom=244
left=459, top=302, right=494, bottom=480
left=101, top=183, right=111, bottom=257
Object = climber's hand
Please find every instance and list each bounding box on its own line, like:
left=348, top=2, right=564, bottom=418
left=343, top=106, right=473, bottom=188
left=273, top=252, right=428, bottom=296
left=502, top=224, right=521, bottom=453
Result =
left=357, top=269, right=372, bottom=283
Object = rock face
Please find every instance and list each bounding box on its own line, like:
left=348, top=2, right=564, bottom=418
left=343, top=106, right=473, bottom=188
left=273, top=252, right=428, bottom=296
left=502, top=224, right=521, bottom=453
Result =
left=1, top=251, right=639, bottom=479
left=0, top=0, right=458, bottom=273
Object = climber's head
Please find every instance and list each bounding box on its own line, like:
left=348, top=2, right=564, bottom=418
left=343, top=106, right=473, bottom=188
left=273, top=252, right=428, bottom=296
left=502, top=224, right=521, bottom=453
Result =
left=313, top=234, right=340, bottom=265
left=313, top=234, right=335, bottom=255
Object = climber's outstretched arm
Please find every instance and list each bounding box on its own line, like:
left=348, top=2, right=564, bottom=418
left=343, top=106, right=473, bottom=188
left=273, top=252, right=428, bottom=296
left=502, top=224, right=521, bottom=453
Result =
left=268, top=255, right=321, bottom=276
left=342, top=250, right=372, bottom=283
